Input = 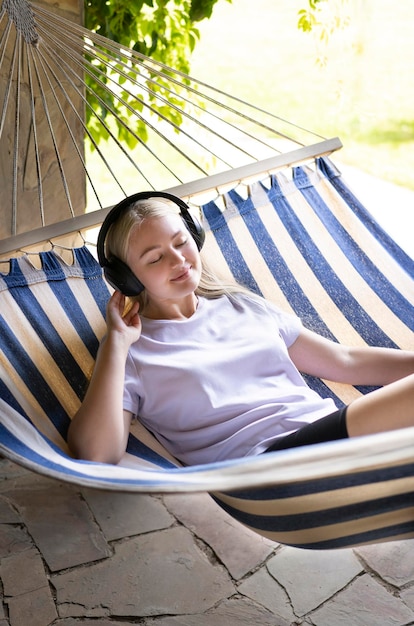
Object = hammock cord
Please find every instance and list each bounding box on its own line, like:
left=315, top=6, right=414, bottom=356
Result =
left=35, top=36, right=156, bottom=194
left=30, top=36, right=75, bottom=219
left=36, top=23, right=239, bottom=172
left=3, top=0, right=38, bottom=44
left=36, top=21, right=212, bottom=183
left=45, top=7, right=324, bottom=145
left=11, top=30, right=20, bottom=234
left=27, top=40, right=44, bottom=223
left=69, top=30, right=288, bottom=159
left=0, top=0, right=336, bottom=241
left=0, top=18, right=12, bottom=137
left=33, top=44, right=110, bottom=208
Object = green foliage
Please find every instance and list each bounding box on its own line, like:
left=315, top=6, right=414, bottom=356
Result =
left=83, top=0, right=229, bottom=147
left=297, top=0, right=324, bottom=33
left=298, top=0, right=350, bottom=37
left=297, top=0, right=351, bottom=65
left=189, top=0, right=222, bottom=21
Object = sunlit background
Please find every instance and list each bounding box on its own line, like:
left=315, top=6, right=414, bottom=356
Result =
left=190, top=0, right=414, bottom=256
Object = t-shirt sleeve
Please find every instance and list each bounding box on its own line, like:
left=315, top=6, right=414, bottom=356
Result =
left=265, top=301, right=302, bottom=347
left=122, top=351, right=141, bottom=416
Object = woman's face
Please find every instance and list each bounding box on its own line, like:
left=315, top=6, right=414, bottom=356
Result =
left=126, top=213, right=202, bottom=304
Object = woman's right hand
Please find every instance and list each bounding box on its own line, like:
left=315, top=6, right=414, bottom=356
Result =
left=106, top=290, right=142, bottom=347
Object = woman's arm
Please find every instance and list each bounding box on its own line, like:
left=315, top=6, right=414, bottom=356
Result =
left=288, top=327, right=414, bottom=386
left=68, top=291, right=141, bottom=464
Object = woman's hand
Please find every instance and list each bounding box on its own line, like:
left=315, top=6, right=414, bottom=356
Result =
left=106, top=290, right=142, bottom=347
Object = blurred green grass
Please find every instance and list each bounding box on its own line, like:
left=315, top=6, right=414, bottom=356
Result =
left=190, top=0, right=414, bottom=190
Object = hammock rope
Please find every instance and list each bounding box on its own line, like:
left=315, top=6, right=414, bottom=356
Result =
left=34, top=8, right=303, bottom=163
left=3, top=0, right=38, bottom=44
left=0, top=0, right=340, bottom=243
left=35, top=2, right=320, bottom=148
left=37, top=24, right=217, bottom=177
left=34, top=35, right=159, bottom=195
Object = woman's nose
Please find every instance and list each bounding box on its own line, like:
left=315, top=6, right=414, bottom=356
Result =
left=168, top=247, right=185, bottom=265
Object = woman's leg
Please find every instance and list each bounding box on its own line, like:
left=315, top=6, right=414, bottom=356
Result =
left=264, top=374, right=414, bottom=454
left=346, top=373, right=414, bottom=438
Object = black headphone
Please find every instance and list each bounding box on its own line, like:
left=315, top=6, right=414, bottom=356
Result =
left=97, top=191, right=205, bottom=296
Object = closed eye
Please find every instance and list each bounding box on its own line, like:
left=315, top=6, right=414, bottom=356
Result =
left=146, top=236, right=188, bottom=264
left=148, top=255, right=162, bottom=264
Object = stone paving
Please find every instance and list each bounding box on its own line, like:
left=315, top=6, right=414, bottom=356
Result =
left=1, top=457, right=414, bottom=626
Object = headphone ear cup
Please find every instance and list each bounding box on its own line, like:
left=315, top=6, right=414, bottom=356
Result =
left=103, top=256, right=145, bottom=296
left=182, top=210, right=205, bottom=251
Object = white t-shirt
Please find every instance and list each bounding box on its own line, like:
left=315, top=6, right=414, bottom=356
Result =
left=123, top=294, right=337, bottom=465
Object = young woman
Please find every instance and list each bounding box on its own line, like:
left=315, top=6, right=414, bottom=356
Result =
left=68, top=192, right=414, bottom=466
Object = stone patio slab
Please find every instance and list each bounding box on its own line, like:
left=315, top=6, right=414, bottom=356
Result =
left=52, top=526, right=235, bottom=618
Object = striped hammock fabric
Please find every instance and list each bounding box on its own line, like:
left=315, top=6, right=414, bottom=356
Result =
left=0, top=157, right=413, bottom=549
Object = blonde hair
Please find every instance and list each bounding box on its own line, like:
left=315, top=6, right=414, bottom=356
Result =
left=105, top=196, right=260, bottom=311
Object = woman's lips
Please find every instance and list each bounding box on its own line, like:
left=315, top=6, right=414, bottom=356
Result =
left=171, top=267, right=191, bottom=282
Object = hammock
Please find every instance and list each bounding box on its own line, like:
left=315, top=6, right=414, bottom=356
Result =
left=1, top=156, right=414, bottom=550
left=0, top=1, right=413, bottom=550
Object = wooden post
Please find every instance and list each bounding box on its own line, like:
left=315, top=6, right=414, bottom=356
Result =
left=0, top=0, right=86, bottom=239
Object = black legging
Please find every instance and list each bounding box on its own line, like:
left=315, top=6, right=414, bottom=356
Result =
left=264, top=406, right=348, bottom=453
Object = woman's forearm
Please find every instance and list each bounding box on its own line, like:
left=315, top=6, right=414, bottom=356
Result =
left=290, top=328, right=414, bottom=386
left=345, top=345, right=414, bottom=386
left=68, top=333, right=132, bottom=464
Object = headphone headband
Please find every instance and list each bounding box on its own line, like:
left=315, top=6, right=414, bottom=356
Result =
left=97, top=191, right=205, bottom=296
